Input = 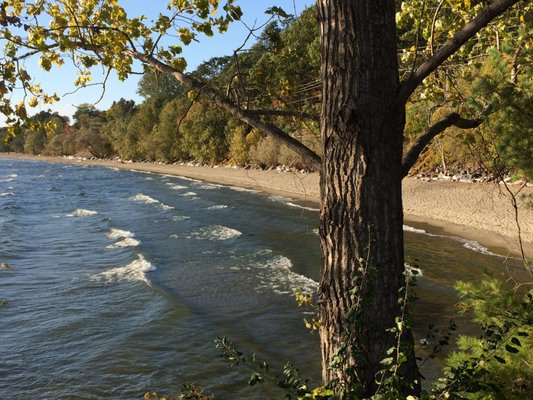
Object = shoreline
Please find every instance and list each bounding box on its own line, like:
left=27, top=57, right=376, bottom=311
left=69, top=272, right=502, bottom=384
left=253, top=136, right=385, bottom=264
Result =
left=1, top=152, right=531, bottom=258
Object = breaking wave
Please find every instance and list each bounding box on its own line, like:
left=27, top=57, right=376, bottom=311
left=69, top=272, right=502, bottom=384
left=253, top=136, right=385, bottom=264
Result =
left=90, top=254, right=154, bottom=284
left=166, top=183, right=188, bottom=190
left=106, top=228, right=140, bottom=249
left=67, top=208, right=98, bottom=217
left=130, top=193, right=174, bottom=210
left=188, top=225, right=242, bottom=241
left=206, top=205, right=228, bottom=210
left=180, top=191, right=198, bottom=197
left=256, top=255, right=318, bottom=295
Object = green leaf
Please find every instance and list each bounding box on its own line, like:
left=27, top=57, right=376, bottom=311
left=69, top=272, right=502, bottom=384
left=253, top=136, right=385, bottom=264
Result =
left=380, top=357, right=394, bottom=366
left=265, top=6, right=290, bottom=19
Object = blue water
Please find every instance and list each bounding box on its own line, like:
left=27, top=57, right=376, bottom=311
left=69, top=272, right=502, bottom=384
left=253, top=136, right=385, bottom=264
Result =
left=0, top=159, right=523, bottom=398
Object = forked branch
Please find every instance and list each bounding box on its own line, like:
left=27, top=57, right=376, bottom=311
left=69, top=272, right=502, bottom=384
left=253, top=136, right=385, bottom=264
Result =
left=401, top=112, right=482, bottom=177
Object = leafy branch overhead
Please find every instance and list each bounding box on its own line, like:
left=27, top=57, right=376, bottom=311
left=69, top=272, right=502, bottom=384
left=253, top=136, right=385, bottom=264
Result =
left=0, top=0, right=242, bottom=130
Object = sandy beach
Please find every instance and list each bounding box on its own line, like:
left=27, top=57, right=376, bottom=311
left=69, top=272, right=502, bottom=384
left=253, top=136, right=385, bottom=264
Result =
left=2, top=153, right=532, bottom=258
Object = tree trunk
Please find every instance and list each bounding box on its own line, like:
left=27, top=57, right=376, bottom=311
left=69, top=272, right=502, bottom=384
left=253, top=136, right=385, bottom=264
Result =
left=317, top=0, right=418, bottom=396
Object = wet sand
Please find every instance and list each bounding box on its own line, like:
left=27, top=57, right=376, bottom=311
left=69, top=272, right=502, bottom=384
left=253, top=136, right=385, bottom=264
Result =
left=2, top=153, right=531, bottom=258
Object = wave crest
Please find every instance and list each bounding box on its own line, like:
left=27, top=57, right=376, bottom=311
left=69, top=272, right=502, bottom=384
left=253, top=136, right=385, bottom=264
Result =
left=90, top=254, right=154, bottom=284
left=189, top=225, right=242, bottom=241
left=67, top=208, right=98, bottom=217
left=130, top=193, right=174, bottom=210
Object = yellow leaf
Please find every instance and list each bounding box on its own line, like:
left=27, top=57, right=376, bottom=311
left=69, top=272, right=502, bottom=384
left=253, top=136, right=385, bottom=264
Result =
left=28, top=97, right=39, bottom=107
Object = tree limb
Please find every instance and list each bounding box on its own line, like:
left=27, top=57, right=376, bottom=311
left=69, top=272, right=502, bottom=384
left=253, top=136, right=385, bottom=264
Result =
left=401, top=112, right=481, bottom=177
left=398, top=0, right=521, bottom=104
left=245, top=109, right=319, bottom=121
left=127, top=50, right=322, bottom=169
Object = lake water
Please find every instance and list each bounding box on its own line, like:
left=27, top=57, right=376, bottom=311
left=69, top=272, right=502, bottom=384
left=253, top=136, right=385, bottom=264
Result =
left=0, top=159, right=524, bottom=398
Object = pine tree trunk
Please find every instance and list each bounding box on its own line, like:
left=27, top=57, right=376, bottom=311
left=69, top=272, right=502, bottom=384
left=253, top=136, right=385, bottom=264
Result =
left=317, top=0, right=419, bottom=396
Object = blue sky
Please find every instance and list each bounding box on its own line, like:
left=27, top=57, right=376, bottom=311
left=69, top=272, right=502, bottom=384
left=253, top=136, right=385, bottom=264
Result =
left=21, top=0, right=314, bottom=121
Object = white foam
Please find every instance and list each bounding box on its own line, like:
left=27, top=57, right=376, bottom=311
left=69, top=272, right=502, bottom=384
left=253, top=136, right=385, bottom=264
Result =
left=180, top=191, right=198, bottom=197
left=197, top=183, right=222, bottom=190
left=460, top=240, right=495, bottom=256
left=177, top=176, right=202, bottom=183
left=206, top=205, right=228, bottom=210
left=269, top=195, right=292, bottom=202
left=0, top=192, right=14, bottom=197
left=130, top=193, right=159, bottom=204
left=171, top=215, right=190, bottom=222
left=130, top=193, right=174, bottom=210
left=189, top=225, right=242, bottom=241
left=403, top=225, right=430, bottom=235
left=107, top=228, right=134, bottom=239
left=230, top=186, right=260, bottom=193
left=267, top=195, right=319, bottom=212
left=106, top=228, right=140, bottom=249
left=312, top=228, right=319, bottom=235
left=67, top=208, right=98, bottom=217
left=90, top=254, right=154, bottom=284
left=107, top=237, right=141, bottom=249
left=166, top=183, right=188, bottom=190
left=286, top=202, right=320, bottom=212
left=257, top=255, right=318, bottom=295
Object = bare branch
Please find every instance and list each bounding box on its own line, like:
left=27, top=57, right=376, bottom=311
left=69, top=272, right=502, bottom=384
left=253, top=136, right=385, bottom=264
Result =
left=401, top=112, right=482, bottom=177
left=398, top=0, right=521, bottom=104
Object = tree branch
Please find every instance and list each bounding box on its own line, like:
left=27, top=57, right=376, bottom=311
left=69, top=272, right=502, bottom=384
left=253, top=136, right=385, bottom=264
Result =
left=401, top=112, right=481, bottom=177
left=126, top=50, right=322, bottom=169
left=398, top=0, right=521, bottom=104
left=245, top=109, right=319, bottom=121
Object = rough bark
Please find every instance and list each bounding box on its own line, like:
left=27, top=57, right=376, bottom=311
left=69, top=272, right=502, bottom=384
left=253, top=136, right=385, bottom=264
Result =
left=317, top=0, right=418, bottom=396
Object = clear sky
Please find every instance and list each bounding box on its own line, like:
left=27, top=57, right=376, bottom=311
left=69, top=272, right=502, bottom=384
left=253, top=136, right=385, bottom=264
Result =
left=19, top=0, right=314, bottom=121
